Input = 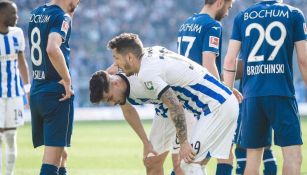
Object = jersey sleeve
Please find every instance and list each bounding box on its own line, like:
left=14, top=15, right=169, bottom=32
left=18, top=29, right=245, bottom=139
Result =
left=16, top=28, right=25, bottom=52
left=50, top=14, right=71, bottom=42
left=292, top=9, right=307, bottom=42
left=139, top=65, right=169, bottom=100
left=231, top=13, right=243, bottom=41
left=202, top=23, right=222, bottom=56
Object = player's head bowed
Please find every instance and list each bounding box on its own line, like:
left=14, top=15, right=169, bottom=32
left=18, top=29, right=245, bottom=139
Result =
left=89, top=70, right=109, bottom=104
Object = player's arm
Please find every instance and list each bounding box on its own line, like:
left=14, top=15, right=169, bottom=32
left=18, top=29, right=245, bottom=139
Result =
left=46, top=33, right=72, bottom=101
left=18, top=51, right=30, bottom=90
left=120, top=104, right=158, bottom=158
left=295, top=40, right=307, bottom=86
left=202, top=52, right=220, bottom=80
left=223, top=40, right=241, bottom=89
left=160, top=87, right=195, bottom=162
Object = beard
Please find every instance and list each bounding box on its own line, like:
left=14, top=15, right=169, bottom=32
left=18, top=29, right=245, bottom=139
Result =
left=215, top=9, right=225, bottom=21
left=68, top=3, right=77, bottom=13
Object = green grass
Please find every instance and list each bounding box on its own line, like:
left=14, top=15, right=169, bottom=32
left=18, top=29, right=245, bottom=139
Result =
left=11, top=117, right=307, bottom=175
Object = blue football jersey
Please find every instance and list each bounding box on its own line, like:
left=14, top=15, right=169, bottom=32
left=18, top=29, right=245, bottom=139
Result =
left=28, top=4, right=72, bottom=94
left=231, top=0, right=307, bottom=98
left=177, top=13, right=222, bottom=73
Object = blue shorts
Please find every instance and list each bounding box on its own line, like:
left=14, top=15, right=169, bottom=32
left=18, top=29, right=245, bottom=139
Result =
left=30, top=92, right=74, bottom=148
left=241, top=96, right=302, bottom=148
left=233, top=104, right=242, bottom=145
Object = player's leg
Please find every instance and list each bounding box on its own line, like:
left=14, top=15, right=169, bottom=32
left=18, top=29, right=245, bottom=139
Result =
left=3, top=97, right=24, bottom=175
left=146, top=115, right=175, bottom=175
left=235, top=146, right=246, bottom=175
left=171, top=153, right=183, bottom=175
left=262, top=146, right=277, bottom=175
left=216, top=148, right=234, bottom=175
left=281, top=145, right=302, bottom=175
left=0, top=98, right=5, bottom=174
left=268, top=97, right=302, bottom=175
left=241, top=97, right=271, bottom=175
left=58, top=148, right=68, bottom=175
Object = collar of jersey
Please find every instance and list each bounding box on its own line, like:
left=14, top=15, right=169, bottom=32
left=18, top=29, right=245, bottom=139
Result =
left=117, top=73, right=130, bottom=98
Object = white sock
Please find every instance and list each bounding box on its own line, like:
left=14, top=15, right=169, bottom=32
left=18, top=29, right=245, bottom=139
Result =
left=181, top=161, right=205, bottom=175
left=3, top=130, right=17, bottom=175
left=0, top=132, right=3, bottom=175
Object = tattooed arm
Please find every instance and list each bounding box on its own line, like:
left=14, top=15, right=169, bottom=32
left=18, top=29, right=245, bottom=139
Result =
left=160, top=87, right=187, bottom=144
left=160, top=87, right=195, bottom=163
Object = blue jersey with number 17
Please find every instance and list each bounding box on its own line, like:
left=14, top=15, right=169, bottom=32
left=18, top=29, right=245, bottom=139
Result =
left=28, top=4, right=72, bottom=94
left=177, top=13, right=222, bottom=73
left=231, top=0, right=307, bottom=98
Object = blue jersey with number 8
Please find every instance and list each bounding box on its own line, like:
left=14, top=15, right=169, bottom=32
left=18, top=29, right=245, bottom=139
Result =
left=28, top=4, right=71, bottom=93
left=231, top=0, right=307, bottom=98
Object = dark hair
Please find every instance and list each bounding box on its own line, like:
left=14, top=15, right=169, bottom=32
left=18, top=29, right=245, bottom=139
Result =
left=0, top=0, right=12, bottom=11
left=107, top=33, right=143, bottom=58
left=89, top=70, right=109, bottom=103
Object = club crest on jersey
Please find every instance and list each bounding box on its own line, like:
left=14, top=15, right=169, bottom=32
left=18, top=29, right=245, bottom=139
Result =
left=144, top=81, right=154, bottom=90
left=209, top=36, right=219, bottom=49
left=304, top=23, right=307, bottom=35
left=61, top=20, right=69, bottom=34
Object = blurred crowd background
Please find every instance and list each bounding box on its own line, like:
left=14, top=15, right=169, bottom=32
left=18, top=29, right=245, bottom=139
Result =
left=15, top=0, right=307, bottom=107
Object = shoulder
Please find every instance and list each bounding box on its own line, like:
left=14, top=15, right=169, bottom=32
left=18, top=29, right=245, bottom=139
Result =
left=9, top=27, right=24, bottom=37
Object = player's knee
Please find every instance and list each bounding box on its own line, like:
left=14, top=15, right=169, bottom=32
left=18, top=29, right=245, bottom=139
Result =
left=144, top=156, right=163, bottom=170
left=283, top=150, right=302, bottom=168
left=4, top=130, right=17, bottom=151
left=61, top=149, right=68, bottom=161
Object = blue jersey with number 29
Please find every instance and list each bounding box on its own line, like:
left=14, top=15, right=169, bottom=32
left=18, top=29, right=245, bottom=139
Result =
left=28, top=4, right=71, bottom=93
left=231, top=0, right=307, bottom=98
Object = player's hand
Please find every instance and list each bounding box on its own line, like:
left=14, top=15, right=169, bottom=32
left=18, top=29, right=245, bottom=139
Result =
left=58, top=79, right=74, bottom=101
left=106, top=63, right=119, bottom=75
left=24, top=92, right=30, bottom=109
left=232, top=88, right=243, bottom=103
left=143, top=141, right=158, bottom=167
left=179, top=140, right=196, bottom=164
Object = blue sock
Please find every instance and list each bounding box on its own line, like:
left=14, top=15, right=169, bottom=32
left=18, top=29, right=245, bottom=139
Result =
left=40, top=164, right=58, bottom=175
left=58, top=167, right=67, bottom=175
left=263, top=149, right=277, bottom=175
left=170, top=170, right=175, bottom=175
left=215, top=163, right=233, bottom=175
left=235, top=147, right=246, bottom=175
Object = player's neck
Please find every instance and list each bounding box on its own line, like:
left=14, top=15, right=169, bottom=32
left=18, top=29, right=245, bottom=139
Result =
left=199, top=6, right=216, bottom=20
left=0, top=25, right=9, bottom=34
left=49, top=0, right=68, bottom=13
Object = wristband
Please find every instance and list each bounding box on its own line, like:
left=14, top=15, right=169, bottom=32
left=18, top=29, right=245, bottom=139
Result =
left=24, top=84, right=31, bottom=93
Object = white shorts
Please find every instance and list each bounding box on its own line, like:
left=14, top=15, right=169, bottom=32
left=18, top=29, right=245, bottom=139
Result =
left=149, top=109, right=196, bottom=155
left=0, top=97, right=24, bottom=128
left=190, top=94, right=239, bottom=162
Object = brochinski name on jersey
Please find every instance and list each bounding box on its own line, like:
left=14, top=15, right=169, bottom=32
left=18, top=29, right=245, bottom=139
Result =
left=244, top=9, right=289, bottom=21
left=30, top=14, right=51, bottom=23
left=179, top=23, right=202, bottom=34
left=247, top=64, right=284, bottom=76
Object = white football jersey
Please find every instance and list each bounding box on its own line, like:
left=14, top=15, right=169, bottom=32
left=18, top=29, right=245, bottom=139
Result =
left=0, top=27, right=25, bottom=98
left=126, top=46, right=232, bottom=118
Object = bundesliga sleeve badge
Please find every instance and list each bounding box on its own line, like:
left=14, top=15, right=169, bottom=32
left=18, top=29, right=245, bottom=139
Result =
left=303, top=23, right=307, bottom=35
left=209, top=36, right=219, bottom=49
left=61, top=20, right=69, bottom=34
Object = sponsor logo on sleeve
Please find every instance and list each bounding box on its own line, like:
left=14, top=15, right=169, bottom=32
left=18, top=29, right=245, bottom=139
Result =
left=61, top=20, right=69, bottom=34
left=209, top=36, right=219, bottom=49
left=144, top=81, right=154, bottom=90
left=304, top=23, right=307, bottom=35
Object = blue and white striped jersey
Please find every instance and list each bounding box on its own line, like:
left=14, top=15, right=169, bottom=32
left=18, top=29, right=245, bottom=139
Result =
left=0, top=27, right=25, bottom=98
left=118, top=74, right=169, bottom=118
left=126, top=46, right=232, bottom=118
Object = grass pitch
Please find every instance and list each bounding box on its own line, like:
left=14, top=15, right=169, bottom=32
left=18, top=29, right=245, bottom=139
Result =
left=12, top=117, right=307, bottom=175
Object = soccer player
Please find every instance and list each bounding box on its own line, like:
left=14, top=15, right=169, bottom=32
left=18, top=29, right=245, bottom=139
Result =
left=223, top=0, right=307, bottom=174
left=90, top=69, right=195, bottom=175
left=28, top=0, right=79, bottom=175
left=104, top=33, right=240, bottom=175
left=0, top=1, right=30, bottom=175
left=177, top=0, right=234, bottom=174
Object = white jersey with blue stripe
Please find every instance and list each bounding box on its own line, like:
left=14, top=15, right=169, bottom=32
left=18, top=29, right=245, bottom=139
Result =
left=0, top=27, right=25, bottom=98
left=129, top=46, right=232, bottom=118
